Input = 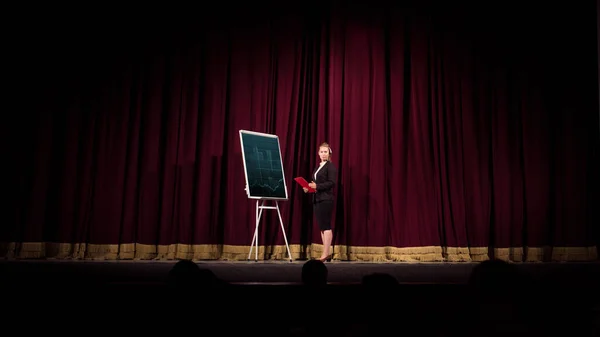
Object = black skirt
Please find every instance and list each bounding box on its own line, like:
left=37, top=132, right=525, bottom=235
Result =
left=314, top=200, right=334, bottom=231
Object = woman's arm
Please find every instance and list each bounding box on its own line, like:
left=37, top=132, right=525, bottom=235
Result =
left=316, top=163, right=337, bottom=191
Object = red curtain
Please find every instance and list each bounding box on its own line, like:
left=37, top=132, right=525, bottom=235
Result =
left=2, top=1, right=598, bottom=261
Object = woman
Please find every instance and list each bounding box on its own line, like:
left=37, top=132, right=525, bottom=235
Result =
left=303, top=142, right=337, bottom=262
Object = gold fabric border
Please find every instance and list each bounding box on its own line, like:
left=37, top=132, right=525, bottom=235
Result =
left=0, top=242, right=597, bottom=262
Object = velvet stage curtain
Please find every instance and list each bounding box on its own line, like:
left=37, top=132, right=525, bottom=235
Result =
left=2, top=1, right=598, bottom=261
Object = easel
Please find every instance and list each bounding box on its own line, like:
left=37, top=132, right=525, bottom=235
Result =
left=238, top=129, right=293, bottom=262
left=247, top=196, right=293, bottom=262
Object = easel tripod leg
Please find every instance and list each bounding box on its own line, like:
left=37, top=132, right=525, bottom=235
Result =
left=248, top=200, right=262, bottom=261
left=276, top=202, right=293, bottom=262
left=248, top=200, right=292, bottom=262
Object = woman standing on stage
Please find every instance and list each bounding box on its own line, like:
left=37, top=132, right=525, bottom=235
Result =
left=304, top=142, right=337, bottom=262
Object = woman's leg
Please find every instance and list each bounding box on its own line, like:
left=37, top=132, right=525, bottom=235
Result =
left=316, top=201, right=334, bottom=259
left=322, top=229, right=333, bottom=258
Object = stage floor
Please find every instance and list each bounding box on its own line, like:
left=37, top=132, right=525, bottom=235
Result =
left=1, top=259, right=599, bottom=286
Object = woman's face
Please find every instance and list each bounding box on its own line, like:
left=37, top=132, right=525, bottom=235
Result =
left=318, top=146, right=330, bottom=161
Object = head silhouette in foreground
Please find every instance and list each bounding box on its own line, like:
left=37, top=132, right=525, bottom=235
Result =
left=302, top=259, right=328, bottom=287
left=166, top=259, right=225, bottom=290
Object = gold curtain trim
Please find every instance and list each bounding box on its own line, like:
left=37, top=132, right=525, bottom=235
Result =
left=0, top=242, right=597, bottom=262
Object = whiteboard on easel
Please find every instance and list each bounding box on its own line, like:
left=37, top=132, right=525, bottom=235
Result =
left=239, top=130, right=289, bottom=200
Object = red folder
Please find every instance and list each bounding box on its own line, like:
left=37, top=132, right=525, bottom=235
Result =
left=294, top=177, right=316, bottom=193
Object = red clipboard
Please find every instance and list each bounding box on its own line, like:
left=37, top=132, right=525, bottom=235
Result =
left=294, top=177, right=316, bottom=193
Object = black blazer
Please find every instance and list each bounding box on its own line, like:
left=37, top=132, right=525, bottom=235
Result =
left=312, top=161, right=338, bottom=203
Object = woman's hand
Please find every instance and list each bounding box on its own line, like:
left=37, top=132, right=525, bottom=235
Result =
left=308, top=182, right=317, bottom=189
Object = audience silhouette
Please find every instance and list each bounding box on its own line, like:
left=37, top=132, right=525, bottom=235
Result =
left=360, top=273, right=400, bottom=336
left=158, top=258, right=595, bottom=337
left=467, top=259, right=533, bottom=337
left=301, top=259, right=328, bottom=287
left=361, top=272, right=399, bottom=287
left=166, top=259, right=226, bottom=291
